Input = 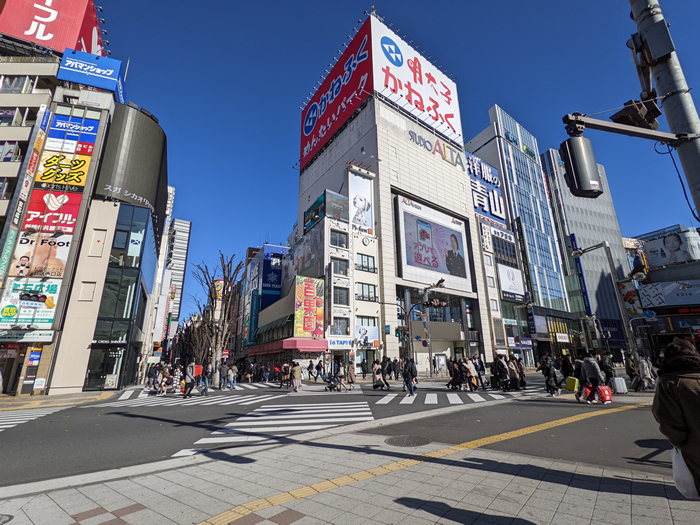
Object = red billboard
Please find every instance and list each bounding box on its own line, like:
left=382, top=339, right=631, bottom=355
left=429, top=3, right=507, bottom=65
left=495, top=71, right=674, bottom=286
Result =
left=22, top=190, right=81, bottom=234
left=75, top=0, right=104, bottom=56
left=300, top=17, right=374, bottom=167
left=0, top=0, right=90, bottom=53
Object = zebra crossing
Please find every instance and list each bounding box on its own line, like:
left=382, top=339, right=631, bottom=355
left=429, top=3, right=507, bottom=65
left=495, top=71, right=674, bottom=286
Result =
left=172, top=401, right=373, bottom=457
left=84, top=392, right=289, bottom=409
left=0, top=407, right=66, bottom=432
left=373, top=388, right=545, bottom=405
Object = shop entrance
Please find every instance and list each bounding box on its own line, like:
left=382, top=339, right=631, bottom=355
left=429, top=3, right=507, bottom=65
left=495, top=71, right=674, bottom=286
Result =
left=84, top=346, right=125, bottom=390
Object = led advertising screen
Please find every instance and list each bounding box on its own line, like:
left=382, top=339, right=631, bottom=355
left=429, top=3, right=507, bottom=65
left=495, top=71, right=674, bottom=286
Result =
left=0, top=278, right=62, bottom=329
left=397, top=197, right=471, bottom=293
left=350, top=169, right=374, bottom=235
left=294, top=276, right=324, bottom=338
left=642, top=230, right=700, bottom=268
left=0, top=0, right=90, bottom=53
left=8, top=232, right=72, bottom=279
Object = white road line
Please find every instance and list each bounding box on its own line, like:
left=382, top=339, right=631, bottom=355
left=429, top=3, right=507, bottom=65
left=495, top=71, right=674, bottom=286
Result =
left=239, top=395, right=287, bottom=405
left=235, top=411, right=372, bottom=421
left=399, top=395, right=416, bottom=404
left=172, top=448, right=207, bottom=457
left=447, top=393, right=463, bottom=404
left=256, top=402, right=367, bottom=410
left=218, top=396, right=266, bottom=406
left=425, top=394, right=438, bottom=404
left=137, top=389, right=149, bottom=398
left=226, top=416, right=373, bottom=427
left=237, top=384, right=257, bottom=389
left=467, top=393, right=486, bottom=403
left=489, top=393, right=506, bottom=400
left=220, top=424, right=339, bottom=433
left=118, top=391, right=134, bottom=400
left=194, top=435, right=283, bottom=445
left=376, top=394, right=397, bottom=404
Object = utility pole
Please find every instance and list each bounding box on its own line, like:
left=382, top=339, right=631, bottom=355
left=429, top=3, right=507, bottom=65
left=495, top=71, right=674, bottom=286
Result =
left=630, top=0, right=700, bottom=212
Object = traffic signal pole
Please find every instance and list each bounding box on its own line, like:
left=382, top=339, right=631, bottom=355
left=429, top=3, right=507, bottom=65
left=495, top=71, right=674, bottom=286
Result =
left=630, top=0, right=700, bottom=214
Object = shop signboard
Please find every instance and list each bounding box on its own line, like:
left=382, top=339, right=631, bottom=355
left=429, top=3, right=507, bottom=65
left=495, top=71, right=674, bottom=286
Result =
left=397, top=197, right=471, bottom=293
left=520, top=338, right=533, bottom=348
left=350, top=169, right=374, bottom=235
left=22, top=190, right=81, bottom=234
left=34, top=150, right=91, bottom=191
left=642, top=230, right=700, bottom=269
left=466, top=153, right=506, bottom=228
left=57, top=48, right=122, bottom=91
left=497, top=264, right=525, bottom=302
left=617, top=279, right=644, bottom=319
left=0, top=226, right=19, bottom=280
left=555, top=333, right=570, bottom=343
left=0, top=330, right=54, bottom=343
left=0, top=278, right=62, bottom=329
left=28, top=350, right=41, bottom=365
left=8, top=232, right=72, bottom=279
left=639, top=280, right=700, bottom=308
left=355, top=325, right=380, bottom=348
left=293, top=276, right=324, bottom=338
left=45, top=114, right=99, bottom=155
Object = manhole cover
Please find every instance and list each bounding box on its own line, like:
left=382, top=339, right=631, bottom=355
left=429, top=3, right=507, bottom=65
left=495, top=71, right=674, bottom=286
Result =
left=385, top=435, right=432, bottom=447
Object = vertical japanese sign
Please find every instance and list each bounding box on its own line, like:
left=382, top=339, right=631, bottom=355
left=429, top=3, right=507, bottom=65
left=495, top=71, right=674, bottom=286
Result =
left=300, top=18, right=373, bottom=166
left=294, top=276, right=324, bottom=338
left=370, top=17, right=462, bottom=144
left=466, top=153, right=506, bottom=228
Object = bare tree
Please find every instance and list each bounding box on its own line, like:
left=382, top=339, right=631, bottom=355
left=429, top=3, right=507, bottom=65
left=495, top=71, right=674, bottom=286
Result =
left=191, top=252, right=243, bottom=385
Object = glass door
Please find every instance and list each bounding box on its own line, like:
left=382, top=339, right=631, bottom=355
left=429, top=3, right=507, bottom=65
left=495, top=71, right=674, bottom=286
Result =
left=84, top=347, right=125, bottom=390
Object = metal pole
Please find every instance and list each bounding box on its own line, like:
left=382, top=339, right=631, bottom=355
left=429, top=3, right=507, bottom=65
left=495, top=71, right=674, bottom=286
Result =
left=579, top=317, right=590, bottom=355
left=603, top=241, right=639, bottom=359
left=423, top=288, right=433, bottom=378
left=404, top=288, right=414, bottom=362
left=630, top=0, right=700, bottom=213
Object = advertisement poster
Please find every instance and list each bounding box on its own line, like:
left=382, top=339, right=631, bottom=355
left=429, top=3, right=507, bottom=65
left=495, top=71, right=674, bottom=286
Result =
left=8, top=232, right=72, bottom=278
left=350, top=170, right=374, bottom=235
left=326, top=191, right=349, bottom=222
left=643, top=231, right=700, bottom=268
left=355, top=325, right=380, bottom=347
left=617, top=279, right=644, bottom=319
left=34, top=150, right=91, bottom=190
left=304, top=193, right=326, bottom=234
left=398, top=197, right=471, bottom=293
left=294, top=276, right=324, bottom=338
left=497, top=264, right=525, bottom=302
left=639, top=280, right=700, bottom=308
left=22, top=190, right=82, bottom=234
left=0, top=278, right=62, bottom=329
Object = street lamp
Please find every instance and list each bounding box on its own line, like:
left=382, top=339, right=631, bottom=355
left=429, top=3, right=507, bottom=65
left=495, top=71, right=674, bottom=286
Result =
left=423, top=279, right=445, bottom=377
left=571, top=241, right=638, bottom=358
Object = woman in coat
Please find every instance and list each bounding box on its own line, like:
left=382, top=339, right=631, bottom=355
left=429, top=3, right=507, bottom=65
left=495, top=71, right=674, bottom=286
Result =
left=290, top=361, right=302, bottom=392
left=347, top=360, right=356, bottom=390
left=448, top=361, right=462, bottom=390
left=652, top=338, right=700, bottom=496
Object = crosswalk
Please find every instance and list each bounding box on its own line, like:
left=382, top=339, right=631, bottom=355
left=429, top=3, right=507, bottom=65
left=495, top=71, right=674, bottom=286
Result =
left=0, top=407, right=65, bottom=432
left=85, top=392, right=289, bottom=409
left=373, top=389, right=544, bottom=405
left=172, top=401, right=373, bottom=457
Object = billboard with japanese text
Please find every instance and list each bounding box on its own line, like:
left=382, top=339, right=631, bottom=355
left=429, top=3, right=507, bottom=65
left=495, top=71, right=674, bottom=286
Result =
left=397, top=197, right=471, bottom=293
left=46, top=114, right=99, bottom=155
left=8, top=232, right=72, bottom=279
left=57, top=48, right=121, bottom=91
left=75, top=1, right=105, bottom=56
left=294, top=276, right=324, bottom=338
left=0, top=0, right=90, bottom=53
left=34, top=150, right=90, bottom=191
left=642, top=230, right=700, bottom=269
left=466, top=152, right=505, bottom=228
left=0, top=278, right=62, bottom=329
left=22, top=189, right=81, bottom=234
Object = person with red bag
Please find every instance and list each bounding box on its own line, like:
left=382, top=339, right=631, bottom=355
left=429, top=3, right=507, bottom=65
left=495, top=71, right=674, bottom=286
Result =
left=581, top=352, right=606, bottom=404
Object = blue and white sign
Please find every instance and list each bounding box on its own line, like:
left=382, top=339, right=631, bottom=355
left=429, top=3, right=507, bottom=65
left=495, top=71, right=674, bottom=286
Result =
left=46, top=114, right=99, bottom=154
left=57, top=49, right=123, bottom=92
left=466, top=152, right=506, bottom=228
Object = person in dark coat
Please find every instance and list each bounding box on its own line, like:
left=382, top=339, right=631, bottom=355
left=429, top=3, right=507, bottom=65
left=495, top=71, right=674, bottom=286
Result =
left=652, top=337, right=700, bottom=497
left=448, top=361, right=462, bottom=390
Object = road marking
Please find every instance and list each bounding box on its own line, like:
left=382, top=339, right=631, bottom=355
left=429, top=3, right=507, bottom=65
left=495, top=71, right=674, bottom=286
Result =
left=399, top=395, right=416, bottom=404
left=425, top=393, right=438, bottom=404
left=447, top=393, right=463, bottom=404
left=0, top=407, right=66, bottom=432
left=118, top=391, right=134, bottom=400
left=376, top=394, right=397, bottom=404
left=239, top=395, right=286, bottom=405
left=137, top=389, right=149, bottom=399
left=489, top=393, right=505, bottom=400
left=197, top=402, right=652, bottom=525
left=256, top=402, right=366, bottom=410
left=467, top=393, right=486, bottom=403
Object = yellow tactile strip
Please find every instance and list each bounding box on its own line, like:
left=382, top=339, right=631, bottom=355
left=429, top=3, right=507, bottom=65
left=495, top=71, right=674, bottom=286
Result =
left=198, top=402, right=651, bottom=525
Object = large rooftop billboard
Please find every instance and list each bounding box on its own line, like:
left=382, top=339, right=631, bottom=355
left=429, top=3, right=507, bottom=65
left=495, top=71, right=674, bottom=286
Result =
left=300, top=16, right=462, bottom=168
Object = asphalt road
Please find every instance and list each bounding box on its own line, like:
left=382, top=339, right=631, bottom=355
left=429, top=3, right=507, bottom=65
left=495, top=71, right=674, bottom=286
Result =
left=1, top=374, right=663, bottom=487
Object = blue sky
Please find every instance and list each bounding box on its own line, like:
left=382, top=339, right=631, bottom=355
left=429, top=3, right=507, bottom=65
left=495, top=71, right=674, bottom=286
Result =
left=106, top=1, right=700, bottom=317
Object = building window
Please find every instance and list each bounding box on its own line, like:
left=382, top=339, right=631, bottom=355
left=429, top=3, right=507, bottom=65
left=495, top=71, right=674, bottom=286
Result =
left=484, top=254, right=492, bottom=266
left=330, top=230, right=348, bottom=248
left=490, top=299, right=499, bottom=312
left=357, top=316, right=377, bottom=326
left=331, top=258, right=349, bottom=276
left=331, top=317, right=350, bottom=335
left=356, top=283, right=377, bottom=302
left=356, top=253, right=376, bottom=273
left=487, top=276, right=495, bottom=288
left=333, top=287, right=349, bottom=305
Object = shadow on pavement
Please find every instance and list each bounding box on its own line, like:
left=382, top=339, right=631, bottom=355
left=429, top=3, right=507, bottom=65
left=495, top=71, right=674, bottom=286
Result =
left=395, top=496, right=536, bottom=524
left=623, top=438, right=672, bottom=469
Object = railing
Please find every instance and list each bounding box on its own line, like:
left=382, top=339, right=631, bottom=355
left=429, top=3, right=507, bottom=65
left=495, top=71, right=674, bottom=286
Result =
left=0, top=56, right=60, bottom=63
left=355, top=293, right=378, bottom=302
left=355, top=264, right=377, bottom=273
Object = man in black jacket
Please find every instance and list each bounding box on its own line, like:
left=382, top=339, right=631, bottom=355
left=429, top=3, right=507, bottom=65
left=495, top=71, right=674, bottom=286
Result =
left=381, top=356, right=392, bottom=390
left=403, top=358, right=417, bottom=396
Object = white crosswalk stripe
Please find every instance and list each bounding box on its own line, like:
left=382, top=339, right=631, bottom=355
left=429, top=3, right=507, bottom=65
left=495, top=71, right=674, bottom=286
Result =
left=84, top=392, right=287, bottom=409
left=0, top=407, right=66, bottom=432
left=376, top=394, right=397, bottom=404
left=467, top=393, right=486, bottom=403
left=447, top=393, right=463, bottom=404
left=370, top=390, right=547, bottom=406
left=399, top=394, right=416, bottom=404
left=173, top=401, right=374, bottom=457
left=425, top=393, right=438, bottom=404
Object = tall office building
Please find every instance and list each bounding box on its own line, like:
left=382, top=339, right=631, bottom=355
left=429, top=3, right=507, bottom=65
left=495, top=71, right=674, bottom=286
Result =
left=166, top=218, right=191, bottom=332
left=466, top=106, right=582, bottom=359
left=541, top=149, right=629, bottom=356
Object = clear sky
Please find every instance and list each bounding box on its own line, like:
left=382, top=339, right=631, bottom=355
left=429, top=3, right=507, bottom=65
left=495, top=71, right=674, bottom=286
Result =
left=105, top=1, right=700, bottom=317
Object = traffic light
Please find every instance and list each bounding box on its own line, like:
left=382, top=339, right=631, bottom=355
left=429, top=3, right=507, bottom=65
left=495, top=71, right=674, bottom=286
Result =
left=395, top=328, right=400, bottom=338
left=559, top=136, right=603, bottom=199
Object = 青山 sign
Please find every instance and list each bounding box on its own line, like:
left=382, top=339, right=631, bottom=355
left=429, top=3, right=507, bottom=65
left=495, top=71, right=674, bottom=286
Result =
left=58, top=48, right=122, bottom=91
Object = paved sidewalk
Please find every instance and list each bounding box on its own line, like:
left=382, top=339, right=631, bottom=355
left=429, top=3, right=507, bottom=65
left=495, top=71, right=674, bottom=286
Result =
left=0, top=390, right=115, bottom=412
left=1, top=404, right=697, bottom=525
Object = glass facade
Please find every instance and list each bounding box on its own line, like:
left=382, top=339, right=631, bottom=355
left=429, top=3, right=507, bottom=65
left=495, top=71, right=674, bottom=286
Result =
left=84, top=205, right=158, bottom=390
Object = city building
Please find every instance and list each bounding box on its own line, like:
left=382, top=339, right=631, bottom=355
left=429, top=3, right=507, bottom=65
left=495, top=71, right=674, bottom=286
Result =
left=165, top=218, right=191, bottom=336
left=541, top=149, right=629, bottom=358
left=466, top=106, right=580, bottom=360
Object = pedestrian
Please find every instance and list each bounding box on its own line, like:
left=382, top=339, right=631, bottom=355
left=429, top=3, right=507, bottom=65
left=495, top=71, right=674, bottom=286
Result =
left=475, top=356, right=487, bottom=389
left=314, top=360, right=323, bottom=381
left=544, top=354, right=560, bottom=396
left=639, top=354, right=656, bottom=390
left=561, top=354, right=574, bottom=379
left=600, top=351, right=614, bottom=385
left=228, top=363, right=238, bottom=390
left=403, top=358, right=417, bottom=396
left=516, top=357, right=526, bottom=389
left=507, top=356, right=520, bottom=391
left=652, top=337, right=700, bottom=498
left=497, top=355, right=510, bottom=392
left=393, top=358, right=400, bottom=380
left=147, top=364, right=158, bottom=388
left=448, top=360, right=462, bottom=390
left=172, top=365, right=182, bottom=395
left=307, top=360, right=314, bottom=381
left=372, top=362, right=385, bottom=390
left=581, top=351, right=605, bottom=403
left=158, top=366, right=171, bottom=396
left=381, top=356, right=392, bottom=390
left=347, top=360, right=356, bottom=390
left=337, top=360, right=349, bottom=392
left=202, top=363, right=213, bottom=396
left=465, top=358, right=478, bottom=392
left=184, top=360, right=195, bottom=398
left=280, top=363, right=290, bottom=389
left=220, top=362, right=229, bottom=391
left=361, top=359, right=368, bottom=380
left=626, top=352, right=641, bottom=391
left=432, top=356, right=437, bottom=374
left=291, top=361, right=302, bottom=392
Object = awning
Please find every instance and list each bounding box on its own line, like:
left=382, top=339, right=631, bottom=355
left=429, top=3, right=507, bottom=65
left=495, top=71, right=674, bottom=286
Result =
left=248, top=337, right=328, bottom=356
left=254, top=315, right=292, bottom=337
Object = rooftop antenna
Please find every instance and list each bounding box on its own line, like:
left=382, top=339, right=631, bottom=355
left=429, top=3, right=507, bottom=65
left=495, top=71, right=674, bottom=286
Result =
left=123, top=57, right=131, bottom=81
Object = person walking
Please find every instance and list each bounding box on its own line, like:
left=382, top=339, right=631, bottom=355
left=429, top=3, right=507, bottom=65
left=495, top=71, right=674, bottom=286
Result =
left=337, top=360, right=349, bottom=392
left=219, top=362, right=229, bottom=391
left=497, top=355, right=510, bottom=392
left=581, top=351, right=606, bottom=403
left=403, top=358, right=417, bottom=396
left=361, top=359, right=368, bottom=380
left=173, top=365, right=182, bottom=395
left=381, top=356, right=392, bottom=390
left=314, top=360, right=323, bottom=381
left=280, top=363, right=291, bottom=389
left=561, top=354, right=574, bottom=379
left=448, top=360, right=462, bottom=390
left=228, top=363, right=238, bottom=390
left=516, top=357, right=526, bottom=389
left=652, top=337, right=700, bottom=498
left=201, top=363, right=214, bottom=396
left=507, top=356, right=520, bottom=391
left=290, top=361, right=302, bottom=392
left=465, top=358, right=478, bottom=392
left=639, top=354, right=656, bottom=390
left=184, top=360, right=196, bottom=399
left=393, top=358, right=400, bottom=380
left=307, top=360, right=314, bottom=381
left=347, top=360, right=356, bottom=390
left=600, top=351, right=614, bottom=385
left=626, top=352, right=642, bottom=391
